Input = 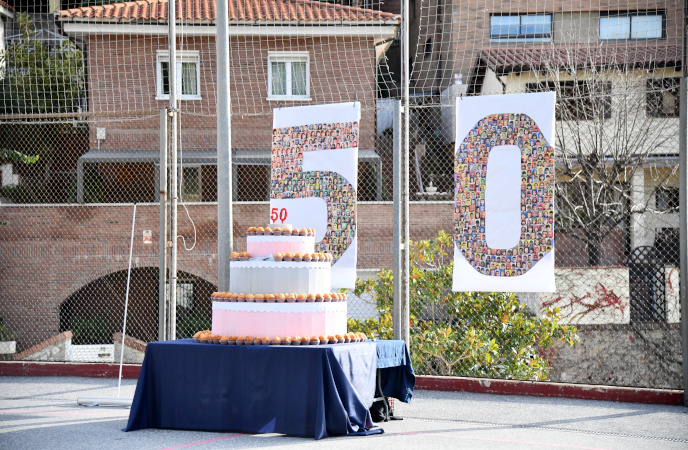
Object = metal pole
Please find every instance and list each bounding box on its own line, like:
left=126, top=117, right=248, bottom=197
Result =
left=679, top=77, right=688, bottom=406
left=168, top=0, right=178, bottom=340
left=216, top=0, right=233, bottom=291
left=392, top=100, right=402, bottom=340
left=158, top=109, right=168, bottom=341
left=400, top=0, right=411, bottom=346
left=118, top=203, right=136, bottom=397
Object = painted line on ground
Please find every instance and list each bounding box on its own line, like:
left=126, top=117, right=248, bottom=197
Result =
left=160, top=434, right=244, bottom=449
left=0, top=409, right=129, bottom=417
left=387, top=430, right=609, bottom=450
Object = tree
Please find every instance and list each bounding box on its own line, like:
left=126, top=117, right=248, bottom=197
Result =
left=0, top=12, right=86, bottom=203
left=348, top=231, right=578, bottom=380
left=528, top=48, right=678, bottom=266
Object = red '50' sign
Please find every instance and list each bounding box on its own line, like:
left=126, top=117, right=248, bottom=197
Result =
left=270, top=207, right=288, bottom=223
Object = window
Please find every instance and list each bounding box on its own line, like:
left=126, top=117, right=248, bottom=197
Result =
left=423, top=38, right=433, bottom=60
left=268, top=52, right=310, bottom=100
left=490, top=14, right=552, bottom=42
left=156, top=50, right=201, bottom=100
left=527, top=81, right=612, bottom=120
left=600, top=12, right=665, bottom=40
left=655, top=187, right=679, bottom=212
left=646, top=78, right=679, bottom=118
left=166, top=281, right=195, bottom=309
left=180, top=166, right=202, bottom=202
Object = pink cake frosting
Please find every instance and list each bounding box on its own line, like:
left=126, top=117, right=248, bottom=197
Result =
left=212, top=302, right=347, bottom=338
left=246, top=235, right=315, bottom=257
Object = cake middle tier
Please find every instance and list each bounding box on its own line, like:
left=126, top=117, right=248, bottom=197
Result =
left=229, top=260, right=331, bottom=295
left=246, top=234, right=315, bottom=257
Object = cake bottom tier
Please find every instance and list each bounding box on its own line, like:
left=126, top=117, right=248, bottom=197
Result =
left=211, top=301, right=347, bottom=338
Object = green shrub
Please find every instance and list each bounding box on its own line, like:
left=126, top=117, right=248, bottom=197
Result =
left=177, top=315, right=211, bottom=340
left=0, top=318, right=16, bottom=341
left=348, top=230, right=578, bottom=381
left=70, top=316, right=110, bottom=345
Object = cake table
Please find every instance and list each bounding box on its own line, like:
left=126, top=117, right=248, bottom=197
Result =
left=124, top=339, right=380, bottom=439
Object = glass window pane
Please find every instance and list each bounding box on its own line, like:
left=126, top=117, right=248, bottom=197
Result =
left=631, top=15, right=662, bottom=39
left=291, top=61, right=307, bottom=96
left=600, top=16, right=630, bottom=40
left=181, top=62, right=198, bottom=96
left=271, top=61, right=286, bottom=96
left=160, top=61, right=170, bottom=95
left=181, top=166, right=201, bottom=201
left=520, top=15, right=551, bottom=36
left=490, top=16, right=519, bottom=37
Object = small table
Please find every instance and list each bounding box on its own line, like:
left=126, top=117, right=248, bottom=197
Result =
left=372, top=340, right=415, bottom=421
left=125, top=339, right=379, bottom=439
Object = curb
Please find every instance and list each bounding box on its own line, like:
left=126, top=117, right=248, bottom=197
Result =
left=0, top=361, right=141, bottom=379
left=415, top=375, right=684, bottom=406
left=1, top=362, right=683, bottom=406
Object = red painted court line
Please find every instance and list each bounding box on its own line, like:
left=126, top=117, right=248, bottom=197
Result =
left=0, top=409, right=129, bottom=418
left=388, top=431, right=609, bottom=450
left=160, top=434, right=243, bottom=449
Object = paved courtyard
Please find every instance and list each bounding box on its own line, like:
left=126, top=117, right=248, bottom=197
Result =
left=1, top=376, right=687, bottom=449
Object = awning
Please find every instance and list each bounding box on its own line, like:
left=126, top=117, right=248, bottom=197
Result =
left=77, top=148, right=383, bottom=202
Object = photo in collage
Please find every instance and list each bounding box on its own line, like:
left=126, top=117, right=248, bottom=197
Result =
left=455, top=113, right=554, bottom=277
left=270, top=121, right=359, bottom=263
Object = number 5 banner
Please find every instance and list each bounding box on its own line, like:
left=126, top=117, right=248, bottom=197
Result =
left=453, top=92, right=556, bottom=292
left=270, top=102, right=360, bottom=288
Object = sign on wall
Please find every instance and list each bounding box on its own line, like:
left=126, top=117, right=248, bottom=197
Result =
left=452, top=92, right=556, bottom=292
left=270, top=102, right=360, bottom=288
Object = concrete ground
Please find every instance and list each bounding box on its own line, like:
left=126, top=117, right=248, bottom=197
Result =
left=1, top=376, right=687, bottom=449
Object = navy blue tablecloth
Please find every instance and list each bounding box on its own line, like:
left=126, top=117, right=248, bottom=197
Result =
left=374, top=340, right=415, bottom=403
left=124, top=339, right=379, bottom=439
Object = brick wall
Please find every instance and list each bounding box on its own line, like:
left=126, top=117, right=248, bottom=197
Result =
left=86, top=34, right=378, bottom=153
left=0, top=202, right=454, bottom=351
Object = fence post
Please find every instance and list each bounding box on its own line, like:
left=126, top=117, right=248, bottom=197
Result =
left=167, top=0, right=178, bottom=340
left=393, top=100, right=402, bottom=340
left=159, top=109, right=168, bottom=341
left=679, top=77, right=688, bottom=406
left=400, top=0, right=411, bottom=346
left=217, top=0, right=233, bottom=292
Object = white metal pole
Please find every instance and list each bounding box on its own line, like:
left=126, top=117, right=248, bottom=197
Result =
left=168, top=0, right=178, bottom=340
left=392, top=100, right=402, bottom=340
left=400, top=0, right=411, bottom=346
left=118, top=203, right=136, bottom=398
left=217, top=0, right=233, bottom=291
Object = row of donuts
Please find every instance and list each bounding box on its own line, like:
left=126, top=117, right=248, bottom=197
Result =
left=248, top=227, right=315, bottom=236
left=211, top=292, right=347, bottom=302
left=230, top=252, right=333, bottom=262
left=193, top=330, right=367, bottom=345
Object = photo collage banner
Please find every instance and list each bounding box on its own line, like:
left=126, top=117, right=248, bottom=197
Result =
left=270, top=102, right=360, bottom=288
left=452, top=92, right=556, bottom=292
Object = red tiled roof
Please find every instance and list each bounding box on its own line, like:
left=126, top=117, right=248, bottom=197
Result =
left=56, top=0, right=399, bottom=24
left=478, top=45, right=683, bottom=71
left=0, top=1, right=14, bottom=12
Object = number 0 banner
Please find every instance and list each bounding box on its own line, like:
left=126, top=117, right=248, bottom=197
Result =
left=452, top=92, right=556, bottom=292
left=270, top=102, right=359, bottom=288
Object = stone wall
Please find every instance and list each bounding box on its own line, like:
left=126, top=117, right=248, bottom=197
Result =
left=548, top=324, right=682, bottom=390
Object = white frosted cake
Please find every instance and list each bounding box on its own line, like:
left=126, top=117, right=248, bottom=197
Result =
left=207, top=226, right=351, bottom=343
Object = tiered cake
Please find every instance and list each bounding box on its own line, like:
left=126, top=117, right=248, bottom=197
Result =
left=210, top=225, right=349, bottom=341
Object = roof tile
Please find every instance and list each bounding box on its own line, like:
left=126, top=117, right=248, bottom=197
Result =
left=56, top=0, right=399, bottom=24
left=478, top=45, right=682, bottom=71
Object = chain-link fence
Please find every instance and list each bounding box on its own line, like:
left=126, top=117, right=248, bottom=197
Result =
left=0, top=1, right=685, bottom=391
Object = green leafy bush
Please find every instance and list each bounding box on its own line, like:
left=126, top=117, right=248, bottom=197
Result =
left=0, top=318, right=16, bottom=341
left=348, top=230, right=578, bottom=381
left=70, top=316, right=110, bottom=345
